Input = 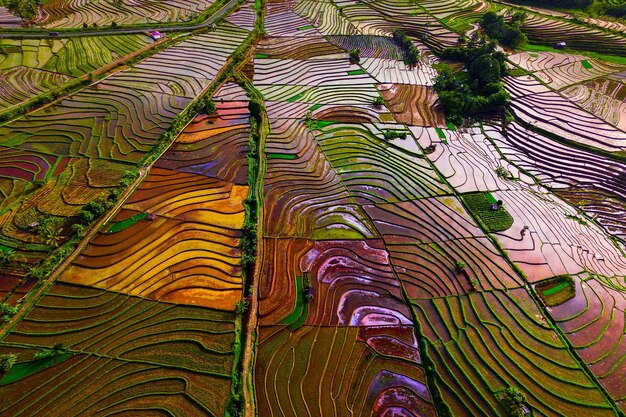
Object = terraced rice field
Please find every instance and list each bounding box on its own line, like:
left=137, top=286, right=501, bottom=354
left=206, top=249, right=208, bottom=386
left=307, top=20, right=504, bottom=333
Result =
left=39, top=0, right=216, bottom=28
left=0, top=282, right=236, bottom=416
left=1, top=0, right=626, bottom=415
left=414, top=289, right=618, bottom=417
left=0, top=35, right=152, bottom=109
left=0, top=23, right=249, bottom=264
left=59, top=101, right=250, bottom=310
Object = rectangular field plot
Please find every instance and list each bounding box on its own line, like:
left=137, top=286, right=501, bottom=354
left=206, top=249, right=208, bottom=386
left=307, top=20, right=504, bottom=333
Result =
left=379, top=84, right=445, bottom=126
left=259, top=84, right=381, bottom=105
left=40, top=0, right=216, bottom=28
left=509, top=52, right=626, bottom=90
left=314, top=123, right=450, bottom=204
left=543, top=274, right=626, bottom=411
left=0, top=86, right=190, bottom=162
left=386, top=237, right=523, bottom=299
left=414, top=288, right=617, bottom=417
left=359, top=57, right=438, bottom=85
left=490, top=121, right=626, bottom=239
left=254, top=58, right=376, bottom=86
left=256, top=325, right=436, bottom=417
left=506, top=76, right=626, bottom=152
left=259, top=238, right=411, bottom=327
left=293, top=0, right=359, bottom=36
left=562, top=76, right=626, bottom=132
left=491, top=189, right=626, bottom=282
left=264, top=3, right=322, bottom=37
left=363, top=196, right=485, bottom=243
left=256, top=36, right=345, bottom=60
left=0, top=282, right=235, bottom=416
left=0, top=35, right=152, bottom=109
left=263, top=120, right=378, bottom=239
left=60, top=170, right=246, bottom=310
left=156, top=101, right=250, bottom=185
left=425, top=127, right=517, bottom=193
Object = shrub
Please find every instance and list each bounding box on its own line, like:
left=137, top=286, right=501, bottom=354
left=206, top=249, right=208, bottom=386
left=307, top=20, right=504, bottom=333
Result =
left=235, top=299, right=249, bottom=315
left=77, top=210, right=94, bottom=225
left=480, top=11, right=527, bottom=48
left=382, top=130, right=407, bottom=140
left=392, top=30, right=420, bottom=66
left=349, top=48, right=360, bottom=63
left=373, top=96, right=385, bottom=106
left=248, top=100, right=262, bottom=122
left=0, top=353, right=18, bottom=373
left=498, top=386, right=527, bottom=417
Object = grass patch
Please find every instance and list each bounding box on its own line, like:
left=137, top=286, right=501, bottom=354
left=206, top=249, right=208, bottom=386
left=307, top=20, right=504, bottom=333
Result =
left=435, top=127, right=447, bottom=139
left=297, top=25, right=313, bottom=30
left=104, top=212, right=148, bottom=233
left=462, top=192, right=514, bottom=233
left=508, top=67, right=530, bottom=76
left=581, top=59, right=593, bottom=69
left=0, top=354, right=72, bottom=385
left=309, top=104, right=322, bottom=112
left=280, top=276, right=307, bottom=330
left=536, top=275, right=575, bottom=306
left=446, top=121, right=456, bottom=131
left=287, top=92, right=306, bottom=102
left=267, top=153, right=297, bottom=160
left=347, top=69, right=366, bottom=75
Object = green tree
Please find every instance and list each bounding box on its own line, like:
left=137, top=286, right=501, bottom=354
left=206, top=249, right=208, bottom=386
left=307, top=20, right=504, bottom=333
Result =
left=0, top=353, right=18, bottom=373
left=34, top=344, right=66, bottom=360
left=235, top=299, right=249, bottom=315
left=3, top=0, right=36, bottom=22
left=349, top=48, right=360, bottom=63
left=469, top=54, right=501, bottom=86
left=499, top=386, right=527, bottom=417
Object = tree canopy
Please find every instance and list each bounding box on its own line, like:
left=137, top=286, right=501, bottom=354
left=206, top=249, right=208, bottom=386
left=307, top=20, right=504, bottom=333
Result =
left=434, top=42, right=509, bottom=124
left=2, top=0, right=36, bottom=22
left=480, top=11, right=528, bottom=48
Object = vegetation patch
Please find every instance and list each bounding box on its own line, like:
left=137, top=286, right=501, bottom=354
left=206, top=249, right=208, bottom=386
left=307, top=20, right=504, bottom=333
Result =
left=0, top=354, right=72, bottom=386
left=462, top=192, right=514, bottom=232
left=267, top=153, right=297, bottom=160
left=536, top=274, right=575, bottom=306
left=103, top=211, right=148, bottom=234
left=435, top=42, right=509, bottom=124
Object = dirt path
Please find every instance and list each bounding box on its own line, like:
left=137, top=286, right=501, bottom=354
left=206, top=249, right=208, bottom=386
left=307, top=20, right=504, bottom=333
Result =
left=242, top=85, right=268, bottom=417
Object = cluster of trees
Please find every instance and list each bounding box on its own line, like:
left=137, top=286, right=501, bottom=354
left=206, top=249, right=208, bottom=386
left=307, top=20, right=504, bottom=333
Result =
left=435, top=42, right=509, bottom=124
left=593, top=1, right=626, bottom=17
left=480, top=11, right=528, bottom=48
left=392, top=30, right=420, bottom=66
left=508, top=0, right=592, bottom=8
left=498, top=386, right=528, bottom=417
left=509, top=0, right=625, bottom=18
left=2, top=0, right=36, bottom=22
left=382, top=130, right=407, bottom=140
